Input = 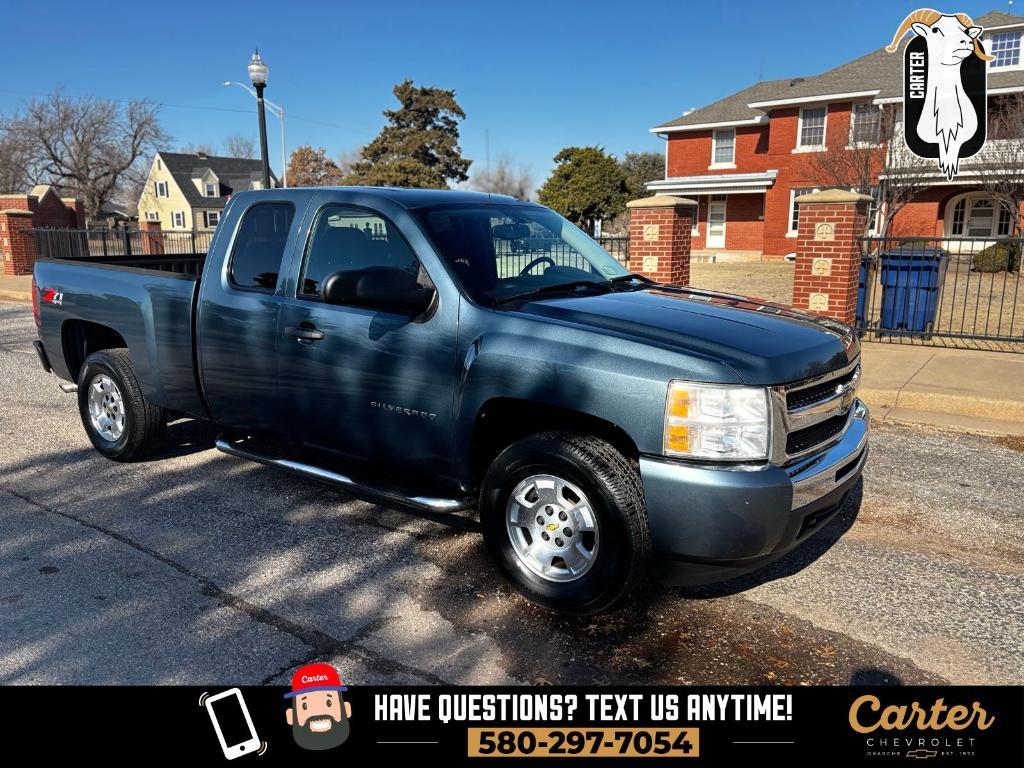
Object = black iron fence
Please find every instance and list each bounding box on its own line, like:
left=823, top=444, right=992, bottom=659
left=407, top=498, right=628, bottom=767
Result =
left=33, top=227, right=214, bottom=261
left=491, top=235, right=630, bottom=278
left=855, top=236, right=1024, bottom=350
left=597, top=235, right=630, bottom=265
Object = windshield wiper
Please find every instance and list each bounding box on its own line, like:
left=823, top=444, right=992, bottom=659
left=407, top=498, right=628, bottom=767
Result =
left=492, top=280, right=613, bottom=306
left=608, top=273, right=656, bottom=287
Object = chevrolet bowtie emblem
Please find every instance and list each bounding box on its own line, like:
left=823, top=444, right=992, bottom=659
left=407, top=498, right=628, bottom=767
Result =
left=547, top=523, right=558, bottom=531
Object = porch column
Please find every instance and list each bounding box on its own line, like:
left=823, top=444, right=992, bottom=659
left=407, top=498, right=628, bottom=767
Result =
left=0, top=209, right=38, bottom=276
left=626, top=195, right=696, bottom=286
left=794, top=189, right=871, bottom=326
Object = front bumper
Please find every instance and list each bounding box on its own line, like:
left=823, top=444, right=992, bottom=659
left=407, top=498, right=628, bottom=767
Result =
left=640, top=399, right=869, bottom=584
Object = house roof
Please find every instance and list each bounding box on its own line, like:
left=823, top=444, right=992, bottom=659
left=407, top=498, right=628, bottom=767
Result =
left=653, top=10, right=1024, bottom=132
left=157, top=151, right=278, bottom=208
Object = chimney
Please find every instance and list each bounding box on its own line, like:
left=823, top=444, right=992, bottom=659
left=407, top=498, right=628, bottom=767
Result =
left=197, top=151, right=207, bottom=160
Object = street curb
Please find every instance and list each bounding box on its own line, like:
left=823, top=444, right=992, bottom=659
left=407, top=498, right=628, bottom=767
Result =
left=860, top=387, right=1024, bottom=425
left=0, top=290, right=31, bottom=302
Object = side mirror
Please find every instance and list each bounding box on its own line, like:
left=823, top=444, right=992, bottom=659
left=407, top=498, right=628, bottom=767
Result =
left=322, top=267, right=435, bottom=315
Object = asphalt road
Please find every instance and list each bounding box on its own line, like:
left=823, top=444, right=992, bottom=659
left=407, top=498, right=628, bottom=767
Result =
left=2, top=301, right=1022, bottom=686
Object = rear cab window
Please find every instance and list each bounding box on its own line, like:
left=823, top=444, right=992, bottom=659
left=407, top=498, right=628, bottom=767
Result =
left=228, top=202, right=296, bottom=292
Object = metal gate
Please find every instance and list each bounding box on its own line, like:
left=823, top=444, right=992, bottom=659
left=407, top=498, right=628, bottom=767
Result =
left=855, top=236, right=1024, bottom=351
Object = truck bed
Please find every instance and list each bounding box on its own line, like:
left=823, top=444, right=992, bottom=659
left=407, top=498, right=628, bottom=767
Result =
left=34, top=258, right=208, bottom=418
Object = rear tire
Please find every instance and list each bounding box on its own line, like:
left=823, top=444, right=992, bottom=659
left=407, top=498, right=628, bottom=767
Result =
left=480, top=432, right=650, bottom=615
left=77, top=348, right=167, bottom=461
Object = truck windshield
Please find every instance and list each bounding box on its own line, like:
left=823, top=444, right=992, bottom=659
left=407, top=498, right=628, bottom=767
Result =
left=414, top=204, right=629, bottom=305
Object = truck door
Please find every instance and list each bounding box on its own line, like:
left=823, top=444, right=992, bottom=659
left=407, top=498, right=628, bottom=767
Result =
left=197, top=200, right=299, bottom=431
left=276, top=201, right=458, bottom=485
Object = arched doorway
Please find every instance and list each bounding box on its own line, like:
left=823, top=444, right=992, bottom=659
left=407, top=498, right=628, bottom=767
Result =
left=944, top=192, right=1015, bottom=239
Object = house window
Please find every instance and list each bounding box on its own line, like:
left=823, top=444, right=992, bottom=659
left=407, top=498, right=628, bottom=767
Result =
left=172, top=211, right=185, bottom=229
left=950, top=198, right=966, bottom=235
left=155, top=181, right=169, bottom=198
left=998, top=204, right=1013, bottom=236
left=850, top=103, right=881, bottom=145
left=798, top=107, right=827, bottom=148
left=712, top=129, right=735, bottom=165
left=205, top=182, right=218, bottom=198
left=145, top=211, right=159, bottom=222
left=156, top=159, right=162, bottom=170
left=865, top=186, right=881, bottom=233
left=990, top=31, right=1022, bottom=68
left=203, top=210, right=221, bottom=228
left=788, top=187, right=819, bottom=233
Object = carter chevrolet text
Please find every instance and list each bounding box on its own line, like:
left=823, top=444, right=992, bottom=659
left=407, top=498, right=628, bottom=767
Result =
left=32, top=188, right=868, bottom=613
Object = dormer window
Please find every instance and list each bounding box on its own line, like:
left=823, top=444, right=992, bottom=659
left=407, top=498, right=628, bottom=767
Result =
left=205, top=182, right=218, bottom=197
left=990, top=31, right=1022, bottom=68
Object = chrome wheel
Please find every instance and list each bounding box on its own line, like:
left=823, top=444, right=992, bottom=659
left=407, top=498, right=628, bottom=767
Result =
left=87, top=374, right=125, bottom=442
left=506, top=474, right=600, bottom=582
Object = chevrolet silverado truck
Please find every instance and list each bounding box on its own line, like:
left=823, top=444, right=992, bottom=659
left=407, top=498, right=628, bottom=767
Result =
left=32, top=188, right=868, bottom=614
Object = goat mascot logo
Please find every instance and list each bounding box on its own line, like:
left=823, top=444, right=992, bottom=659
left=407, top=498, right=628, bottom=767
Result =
left=887, top=9, right=991, bottom=180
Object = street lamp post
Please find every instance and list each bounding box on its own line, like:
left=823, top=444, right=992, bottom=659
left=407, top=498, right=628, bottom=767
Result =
left=223, top=79, right=287, bottom=188
left=247, top=50, right=271, bottom=189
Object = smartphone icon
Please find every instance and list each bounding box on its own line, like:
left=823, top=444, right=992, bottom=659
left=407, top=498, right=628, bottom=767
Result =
left=204, top=688, right=262, bottom=760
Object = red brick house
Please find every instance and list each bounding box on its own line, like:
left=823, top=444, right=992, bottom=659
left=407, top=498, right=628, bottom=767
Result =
left=647, top=9, right=1024, bottom=259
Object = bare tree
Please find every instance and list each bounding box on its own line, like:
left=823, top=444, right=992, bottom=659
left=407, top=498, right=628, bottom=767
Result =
left=0, top=123, right=44, bottom=193
left=469, top=153, right=534, bottom=199
left=805, top=104, right=933, bottom=236
left=336, top=148, right=363, bottom=177
left=8, top=91, right=169, bottom=217
left=976, top=93, right=1024, bottom=242
left=224, top=133, right=257, bottom=159
left=179, top=141, right=217, bottom=156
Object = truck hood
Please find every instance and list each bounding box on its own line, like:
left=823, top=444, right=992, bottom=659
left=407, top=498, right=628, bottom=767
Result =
left=511, top=286, right=858, bottom=385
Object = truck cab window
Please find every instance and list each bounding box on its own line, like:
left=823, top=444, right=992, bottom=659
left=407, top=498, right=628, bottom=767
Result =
left=300, top=206, right=420, bottom=297
left=229, top=202, right=295, bottom=291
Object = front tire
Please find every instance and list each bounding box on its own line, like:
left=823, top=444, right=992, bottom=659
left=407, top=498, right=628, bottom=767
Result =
left=77, top=349, right=166, bottom=461
left=480, top=432, right=650, bottom=614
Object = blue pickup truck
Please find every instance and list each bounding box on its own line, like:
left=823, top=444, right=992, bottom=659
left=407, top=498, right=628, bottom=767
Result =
left=32, top=188, right=868, bottom=613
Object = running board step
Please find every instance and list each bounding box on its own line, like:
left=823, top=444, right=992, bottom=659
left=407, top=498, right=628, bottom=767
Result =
left=215, top=430, right=473, bottom=513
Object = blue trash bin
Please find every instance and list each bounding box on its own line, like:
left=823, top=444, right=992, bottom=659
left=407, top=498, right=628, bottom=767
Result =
left=856, top=257, right=868, bottom=326
left=878, top=247, right=947, bottom=334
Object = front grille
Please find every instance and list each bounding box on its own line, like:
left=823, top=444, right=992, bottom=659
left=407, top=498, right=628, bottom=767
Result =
left=786, top=412, right=848, bottom=455
left=787, top=365, right=859, bottom=411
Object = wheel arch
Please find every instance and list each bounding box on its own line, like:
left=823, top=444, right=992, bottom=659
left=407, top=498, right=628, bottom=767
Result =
left=468, top=397, right=640, bottom=489
left=61, top=319, right=129, bottom=382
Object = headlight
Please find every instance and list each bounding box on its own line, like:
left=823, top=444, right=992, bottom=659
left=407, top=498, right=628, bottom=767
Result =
left=664, top=381, right=771, bottom=461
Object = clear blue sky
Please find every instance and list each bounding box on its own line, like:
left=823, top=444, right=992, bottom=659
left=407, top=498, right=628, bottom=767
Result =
left=0, top=0, right=1011, bottom=185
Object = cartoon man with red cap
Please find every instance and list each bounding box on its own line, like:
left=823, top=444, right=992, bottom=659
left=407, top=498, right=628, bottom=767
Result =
left=284, top=662, right=352, bottom=751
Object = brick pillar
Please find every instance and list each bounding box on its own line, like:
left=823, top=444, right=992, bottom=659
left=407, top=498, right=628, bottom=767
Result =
left=793, top=189, right=871, bottom=326
left=626, top=195, right=695, bottom=286
left=0, top=210, right=39, bottom=276
left=141, top=219, right=164, bottom=256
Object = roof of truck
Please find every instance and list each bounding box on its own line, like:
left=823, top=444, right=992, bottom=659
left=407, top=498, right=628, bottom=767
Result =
left=308, top=187, right=528, bottom=208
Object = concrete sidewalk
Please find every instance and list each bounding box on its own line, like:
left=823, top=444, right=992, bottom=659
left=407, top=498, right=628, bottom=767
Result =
left=0, top=274, right=31, bottom=302
left=859, top=342, right=1024, bottom=435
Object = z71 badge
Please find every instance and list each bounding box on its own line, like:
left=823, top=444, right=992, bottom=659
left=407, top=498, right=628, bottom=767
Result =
left=41, top=289, right=63, bottom=306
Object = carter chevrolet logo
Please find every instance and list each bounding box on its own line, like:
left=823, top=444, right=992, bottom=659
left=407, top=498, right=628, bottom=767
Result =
left=370, top=401, right=437, bottom=420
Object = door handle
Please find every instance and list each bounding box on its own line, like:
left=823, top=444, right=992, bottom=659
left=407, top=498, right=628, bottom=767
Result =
left=285, top=324, right=325, bottom=342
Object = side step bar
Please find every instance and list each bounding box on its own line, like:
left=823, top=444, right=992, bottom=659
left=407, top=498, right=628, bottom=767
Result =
left=215, top=431, right=473, bottom=513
